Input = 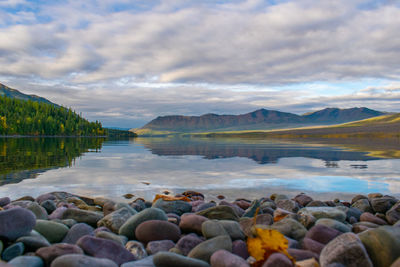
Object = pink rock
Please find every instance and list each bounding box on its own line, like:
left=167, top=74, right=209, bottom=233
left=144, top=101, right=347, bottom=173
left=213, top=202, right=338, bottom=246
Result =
left=302, top=237, right=324, bottom=255
left=179, top=214, right=208, bottom=234
left=36, top=243, right=83, bottom=266
left=136, top=220, right=181, bottom=243
left=360, top=212, right=388, bottom=225
left=175, top=233, right=204, bottom=256
left=210, top=249, right=249, bottom=267
left=48, top=207, right=68, bottom=220
left=232, top=240, right=249, bottom=259
left=287, top=248, right=319, bottom=261
left=262, top=253, right=293, bottom=267
left=305, top=224, right=342, bottom=245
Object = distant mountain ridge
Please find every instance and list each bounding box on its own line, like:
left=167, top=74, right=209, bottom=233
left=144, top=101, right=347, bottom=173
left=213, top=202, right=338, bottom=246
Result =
left=0, top=83, right=57, bottom=106
left=140, top=107, right=386, bottom=133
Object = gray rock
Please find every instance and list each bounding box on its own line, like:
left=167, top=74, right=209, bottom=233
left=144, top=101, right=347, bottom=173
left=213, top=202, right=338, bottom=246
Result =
left=96, top=230, right=127, bottom=245
left=175, top=233, right=204, bottom=256
left=219, top=220, right=245, bottom=240
left=202, top=220, right=228, bottom=239
left=0, top=197, right=10, bottom=207
left=26, top=202, right=48, bottom=220
left=320, top=232, right=372, bottom=267
left=298, top=207, right=346, bottom=222
left=294, top=194, right=313, bottom=207
left=346, top=207, right=362, bottom=221
left=0, top=208, right=36, bottom=241
left=197, top=206, right=239, bottom=221
left=210, top=249, right=249, bottom=267
left=154, top=252, right=210, bottom=267
left=351, top=199, right=372, bottom=213
left=121, top=256, right=155, bottom=267
left=125, top=241, right=148, bottom=260
left=305, top=224, right=342, bottom=245
left=358, top=225, right=400, bottom=267
left=61, top=208, right=103, bottom=227
left=242, top=200, right=260, bottom=218
left=16, top=235, right=50, bottom=251
left=315, top=218, right=351, bottom=233
left=370, top=197, right=397, bottom=214
left=262, top=252, right=293, bottom=267
left=97, top=207, right=136, bottom=233
left=2, top=242, right=24, bottom=261
left=152, top=199, right=192, bottom=216
left=271, top=218, right=307, bottom=241
left=40, top=200, right=57, bottom=215
left=34, top=220, right=69, bottom=243
left=50, top=254, right=117, bottom=267
left=35, top=243, right=84, bottom=266
left=277, top=199, right=300, bottom=213
left=188, top=235, right=232, bottom=263
left=146, top=240, right=175, bottom=255
left=8, top=256, right=43, bottom=267
left=119, top=208, right=168, bottom=240
left=386, top=202, right=400, bottom=225
left=62, top=223, right=94, bottom=244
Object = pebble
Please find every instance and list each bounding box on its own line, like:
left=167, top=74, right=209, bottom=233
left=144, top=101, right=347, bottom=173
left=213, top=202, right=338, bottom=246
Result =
left=77, top=235, right=136, bottom=265
left=210, top=249, right=249, bottom=267
left=175, top=233, right=204, bottom=256
left=305, top=224, right=342, bottom=245
left=61, top=208, right=103, bottom=227
left=50, top=254, right=118, bottom=267
left=125, top=241, right=148, bottom=260
left=273, top=208, right=296, bottom=222
left=294, top=193, right=313, bottom=207
left=197, top=205, right=240, bottom=221
left=95, top=230, right=127, bottom=245
left=26, top=202, right=48, bottom=220
left=360, top=212, right=388, bottom=225
left=121, top=255, right=155, bottom=267
left=261, top=252, right=293, bottom=267
left=386, top=202, right=400, bottom=225
left=301, top=237, right=324, bottom=255
left=320, top=232, right=372, bottom=267
left=153, top=251, right=211, bottom=267
left=202, top=220, right=228, bottom=239
left=218, top=220, right=245, bottom=240
left=239, top=214, right=273, bottom=237
left=315, top=218, right=351, bottom=233
left=48, top=207, right=67, bottom=220
left=298, top=207, right=347, bottom=222
left=179, top=214, right=209, bottom=234
left=62, top=223, right=94, bottom=244
left=1, top=242, right=25, bottom=261
left=7, top=256, right=43, bottom=267
left=35, top=243, right=84, bottom=266
left=232, top=240, right=249, bottom=259
left=97, top=207, right=136, bottom=233
left=40, top=200, right=57, bottom=215
left=146, top=240, right=175, bottom=255
left=196, top=202, right=216, bottom=212
left=370, top=196, right=397, bottom=214
left=242, top=200, right=260, bottom=218
left=16, top=235, right=51, bottom=251
left=271, top=218, right=307, bottom=241
left=276, top=199, right=300, bottom=213
left=188, top=235, right=232, bottom=263
left=135, top=220, right=181, bottom=243
left=34, top=220, right=69, bottom=243
left=287, top=248, right=319, bottom=261
left=119, top=208, right=168, bottom=240
left=0, top=208, right=36, bottom=241
left=152, top=199, right=192, bottom=216
left=0, top=197, right=10, bottom=207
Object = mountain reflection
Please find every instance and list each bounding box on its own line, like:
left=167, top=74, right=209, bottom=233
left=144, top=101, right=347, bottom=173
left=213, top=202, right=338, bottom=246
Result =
left=0, top=137, right=105, bottom=185
left=135, top=137, right=380, bottom=164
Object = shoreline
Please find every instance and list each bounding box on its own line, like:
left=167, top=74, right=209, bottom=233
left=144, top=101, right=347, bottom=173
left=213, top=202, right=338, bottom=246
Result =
left=0, top=190, right=399, bottom=266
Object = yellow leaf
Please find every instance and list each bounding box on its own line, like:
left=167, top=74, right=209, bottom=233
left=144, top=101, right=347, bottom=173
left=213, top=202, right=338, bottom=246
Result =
left=152, top=194, right=191, bottom=203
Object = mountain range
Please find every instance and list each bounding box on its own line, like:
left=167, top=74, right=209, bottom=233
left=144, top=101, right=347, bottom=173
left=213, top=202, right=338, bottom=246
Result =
left=139, top=107, right=386, bottom=133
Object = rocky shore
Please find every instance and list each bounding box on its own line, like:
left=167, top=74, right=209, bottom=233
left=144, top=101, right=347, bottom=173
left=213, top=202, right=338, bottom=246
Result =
left=0, top=191, right=399, bottom=267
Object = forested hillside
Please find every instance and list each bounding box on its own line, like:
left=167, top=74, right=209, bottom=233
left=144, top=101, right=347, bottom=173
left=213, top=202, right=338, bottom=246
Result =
left=0, top=95, right=105, bottom=136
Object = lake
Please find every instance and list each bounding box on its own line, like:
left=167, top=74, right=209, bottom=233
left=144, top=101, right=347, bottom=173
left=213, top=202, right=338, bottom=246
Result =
left=1, top=136, right=399, bottom=201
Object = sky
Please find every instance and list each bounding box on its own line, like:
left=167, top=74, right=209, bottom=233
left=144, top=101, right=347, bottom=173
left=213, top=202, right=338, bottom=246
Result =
left=0, top=0, right=400, bottom=128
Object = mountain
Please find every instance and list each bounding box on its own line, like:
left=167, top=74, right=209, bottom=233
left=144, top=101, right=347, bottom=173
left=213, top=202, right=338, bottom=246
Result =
left=0, top=83, right=57, bottom=106
left=138, top=107, right=386, bottom=134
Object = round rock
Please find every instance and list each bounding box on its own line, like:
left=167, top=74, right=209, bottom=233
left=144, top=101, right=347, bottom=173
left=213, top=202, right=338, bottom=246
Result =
left=8, top=256, right=43, bottom=267
left=188, top=235, right=232, bottom=263
left=153, top=251, right=210, bottom=267
left=35, top=243, right=83, bottom=266
left=34, top=220, right=69, bottom=243
left=50, top=254, right=118, bottom=267
left=210, top=249, right=249, bottom=267
left=135, top=220, right=181, bottom=243
left=0, top=208, right=36, bottom=241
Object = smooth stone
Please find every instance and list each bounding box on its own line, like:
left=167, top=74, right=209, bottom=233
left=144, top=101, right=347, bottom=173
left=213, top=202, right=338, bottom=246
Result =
left=197, top=205, right=239, bottom=221
left=346, top=207, right=362, bottom=221
left=48, top=207, right=67, bottom=220
left=234, top=200, right=251, bottom=210
left=239, top=214, right=273, bottom=237
left=146, top=240, right=175, bottom=255
left=40, top=200, right=57, bottom=215
left=16, top=235, right=50, bottom=251
left=97, top=207, right=136, bottom=234
left=351, top=198, right=372, bottom=212
left=305, top=224, right=342, bottom=245
left=242, top=200, right=260, bottom=218
left=179, top=214, right=208, bottom=234
left=261, top=252, right=293, bottom=267
left=219, top=220, right=245, bottom=240
left=125, top=241, right=148, bottom=260
left=219, top=201, right=245, bottom=217
left=391, top=258, right=400, bottom=267
left=136, top=220, right=181, bottom=243
left=121, top=256, right=155, bottom=267
left=35, top=243, right=83, bottom=266
left=320, top=232, right=372, bottom=267
left=273, top=208, right=296, bottom=222
left=360, top=212, right=388, bottom=225
left=298, top=207, right=346, bottom=222
left=119, top=208, right=168, bottom=240
left=351, top=195, right=368, bottom=204
left=306, top=200, right=327, bottom=207
left=195, top=202, right=216, bottom=212
left=35, top=193, right=56, bottom=205
left=8, top=256, right=43, bottom=267
left=294, top=194, right=313, bottom=207
left=26, top=203, right=48, bottom=220
left=386, top=202, right=400, bottom=225
left=153, top=252, right=211, bottom=267
left=273, top=194, right=289, bottom=202
left=277, top=199, right=300, bottom=213
left=202, top=220, right=228, bottom=239
left=370, top=197, right=397, bottom=214
left=0, top=197, right=10, bottom=207
left=315, top=218, right=351, bottom=233
left=152, top=199, right=192, bottom=216
left=167, top=213, right=180, bottom=225
left=175, top=233, right=204, bottom=256
left=188, top=235, right=232, bottom=263
left=34, top=220, right=69, bottom=243
left=352, top=221, right=379, bottom=233
left=210, top=249, right=249, bottom=267
left=2, top=243, right=24, bottom=262
left=296, top=258, right=320, bottom=267
left=271, top=218, right=307, bottom=241
left=62, top=223, right=94, bottom=244
left=50, top=254, right=117, bottom=267
left=95, top=230, right=126, bottom=245
left=0, top=208, right=36, bottom=241
left=77, top=235, right=136, bottom=265
left=287, top=248, right=319, bottom=261
left=301, top=237, right=324, bottom=255
left=61, top=209, right=103, bottom=227
left=358, top=225, right=400, bottom=267
left=232, top=240, right=249, bottom=259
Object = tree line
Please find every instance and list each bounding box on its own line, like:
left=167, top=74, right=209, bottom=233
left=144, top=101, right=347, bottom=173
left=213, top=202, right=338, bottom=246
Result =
left=0, top=95, right=105, bottom=136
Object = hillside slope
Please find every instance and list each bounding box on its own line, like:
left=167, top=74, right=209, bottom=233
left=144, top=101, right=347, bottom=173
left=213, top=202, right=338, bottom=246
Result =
left=0, top=83, right=57, bottom=106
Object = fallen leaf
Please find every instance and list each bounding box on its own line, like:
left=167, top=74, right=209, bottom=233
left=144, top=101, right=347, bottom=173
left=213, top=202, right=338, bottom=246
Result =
left=153, top=194, right=191, bottom=203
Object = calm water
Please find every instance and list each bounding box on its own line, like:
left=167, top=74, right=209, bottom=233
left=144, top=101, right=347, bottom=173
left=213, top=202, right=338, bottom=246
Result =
left=0, top=136, right=400, bottom=201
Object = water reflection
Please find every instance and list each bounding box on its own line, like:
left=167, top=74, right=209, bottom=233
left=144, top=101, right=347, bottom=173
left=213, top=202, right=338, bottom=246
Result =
left=0, top=137, right=104, bottom=185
